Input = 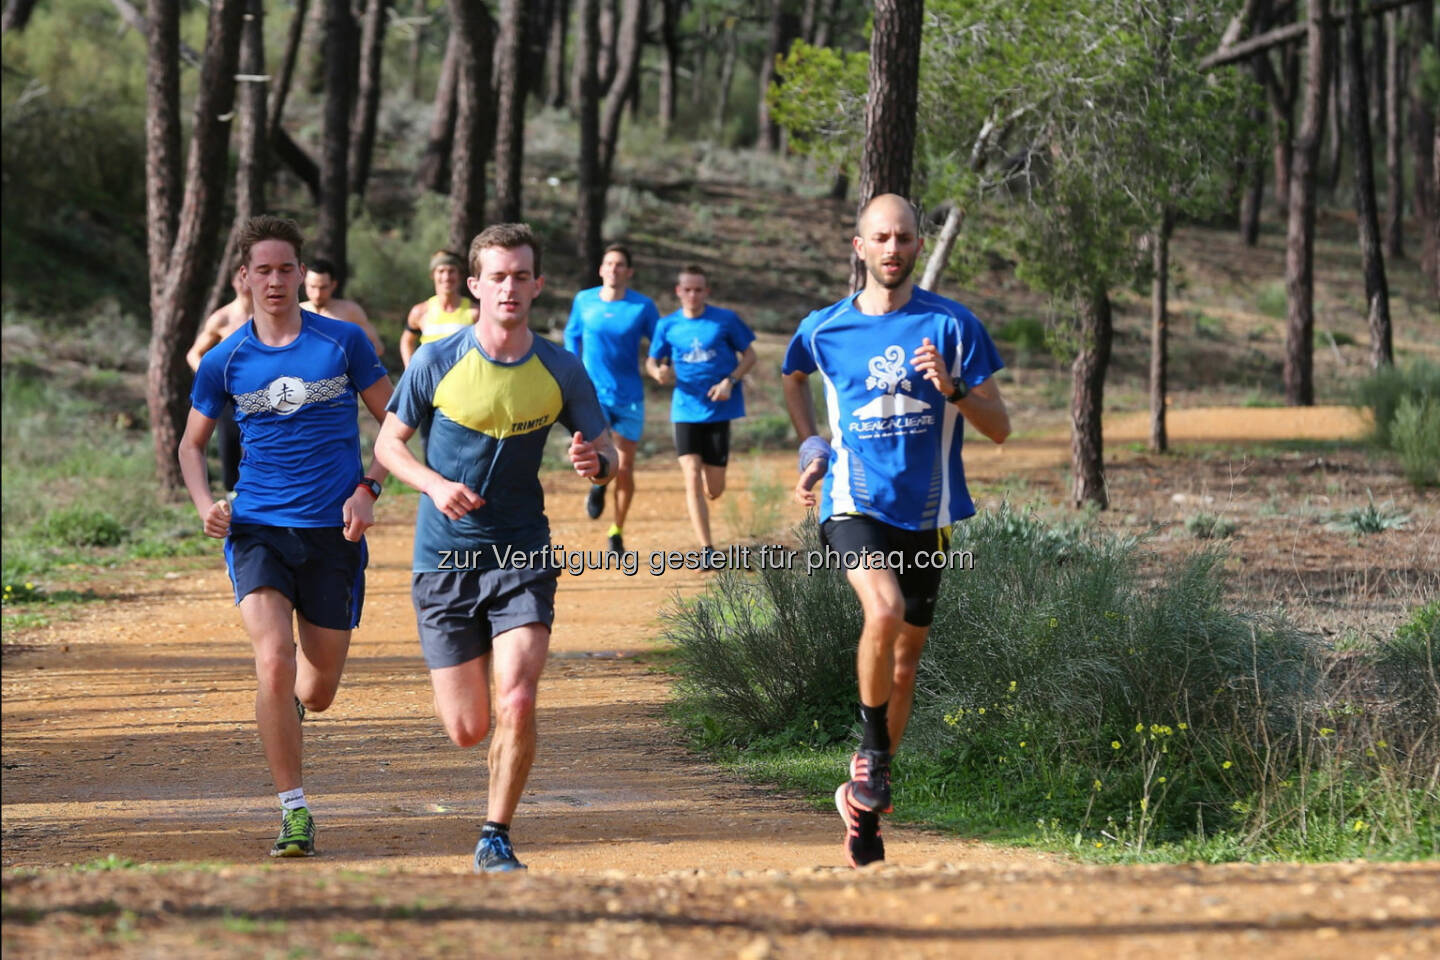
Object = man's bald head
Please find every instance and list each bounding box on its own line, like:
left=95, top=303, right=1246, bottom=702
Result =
left=856, top=193, right=920, bottom=237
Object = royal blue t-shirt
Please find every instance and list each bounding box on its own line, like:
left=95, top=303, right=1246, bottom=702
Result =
left=649, top=306, right=756, bottom=423
left=191, top=311, right=388, bottom=527
left=781, top=288, right=1004, bottom=530
left=563, top=287, right=659, bottom=406
left=388, top=330, right=608, bottom=573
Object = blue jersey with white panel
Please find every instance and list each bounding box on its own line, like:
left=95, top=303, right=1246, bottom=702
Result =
left=781, top=288, right=1004, bottom=530
left=190, top=311, right=388, bottom=527
left=649, top=306, right=756, bottom=423
left=388, top=330, right=608, bottom=572
left=563, top=286, right=659, bottom=406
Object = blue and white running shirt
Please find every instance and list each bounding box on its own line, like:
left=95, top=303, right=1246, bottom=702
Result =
left=191, top=311, right=388, bottom=527
left=781, top=289, right=1004, bottom=530
left=563, top=287, right=659, bottom=406
left=649, top=306, right=756, bottom=423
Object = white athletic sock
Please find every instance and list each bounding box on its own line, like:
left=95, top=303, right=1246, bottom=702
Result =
left=278, top=787, right=307, bottom=811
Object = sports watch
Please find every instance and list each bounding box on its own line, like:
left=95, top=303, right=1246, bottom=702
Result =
left=357, top=477, right=383, bottom=499
left=946, top=380, right=969, bottom=403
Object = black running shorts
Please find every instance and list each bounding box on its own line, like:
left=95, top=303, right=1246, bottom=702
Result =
left=225, top=524, right=367, bottom=630
left=673, top=420, right=731, bottom=467
left=819, top=514, right=952, bottom=628
left=411, top=566, right=558, bottom=669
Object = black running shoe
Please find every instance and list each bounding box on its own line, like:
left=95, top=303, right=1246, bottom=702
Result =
left=473, top=832, right=526, bottom=873
left=835, top=782, right=885, bottom=867
left=586, top=483, right=606, bottom=520
left=270, top=806, right=316, bottom=858
left=849, top=749, right=892, bottom=813
left=608, top=532, right=624, bottom=555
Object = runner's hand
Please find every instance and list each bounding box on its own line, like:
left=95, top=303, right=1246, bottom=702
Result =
left=425, top=478, right=484, bottom=520
left=203, top=499, right=232, bottom=539
left=706, top=378, right=733, bottom=402
left=911, top=337, right=955, bottom=396
left=793, top=457, right=827, bottom=507
left=341, top=489, right=376, bottom=542
left=568, top=431, right=602, bottom=479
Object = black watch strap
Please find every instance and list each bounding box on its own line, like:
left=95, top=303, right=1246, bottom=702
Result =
left=947, top=380, right=969, bottom=403
left=359, top=476, right=382, bottom=498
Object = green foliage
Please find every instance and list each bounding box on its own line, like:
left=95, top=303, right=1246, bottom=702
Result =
left=1324, top=494, right=1410, bottom=534
left=1392, top=395, right=1440, bottom=488
left=346, top=193, right=452, bottom=325
left=766, top=42, right=868, bottom=170
left=994, top=315, right=1047, bottom=352
left=41, top=507, right=126, bottom=547
left=1184, top=512, right=1237, bottom=540
left=1355, top=360, right=1440, bottom=448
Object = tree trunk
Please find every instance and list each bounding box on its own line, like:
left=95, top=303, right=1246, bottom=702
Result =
left=597, top=0, right=644, bottom=183
left=348, top=0, right=387, bottom=201
left=801, top=0, right=818, bottom=45
left=418, top=31, right=460, bottom=193
left=597, top=0, right=617, bottom=91
left=1383, top=10, right=1405, bottom=259
left=658, top=0, right=678, bottom=136
left=316, top=0, right=356, bottom=283
left=852, top=0, right=923, bottom=292
left=408, top=0, right=424, bottom=100
left=1150, top=211, right=1174, bottom=453
left=144, top=0, right=245, bottom=492
left=204, top=0, right=267, bottom=322
left=1324, top=20, right=1344, bottom=195
left=757, top=0, right=784, bottom=152
left=713, top=21, right=737, bottom=138
left=691, top=9, right=708, bottom=107
left=267, top=0, right=308, bottom=151
left=494, top=0, right=527, bottom=222
left=624, top=0, right=645, bottom=122
left=575, top=0, right=604, bottom=275
left=1, top=0, right=42, bottom=34
left=1071, top=288, right=1113, bottom=510
left=1344, top=0, right=1392, bottom=369
left=545, top=0, right=569, bottom=108
left=918, top=203, right=963, bottom=292
left=1283, top=0, right=1329, bottom=407
left=813, top=0, right=838, bottom=48
left=448, top=0, right=495, bottom=255
left=299, top=0, right=327, bottom=97
left=1411, top=1, right=1438, bottom=296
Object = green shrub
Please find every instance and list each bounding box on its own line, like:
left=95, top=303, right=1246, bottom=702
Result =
left=1256, top=281, right=1287, bottom=319
left=1324, top=495, right=1410, bottom=534
left=1184, top=512, right=1237, bottom=539
left=1392, top=395, right=1440, bottom=488
left=41, top=506, right=126, bottom=547
left=1355, top=361, right=1440, bottom=449
left=995, top=315, right=1047, bottom=352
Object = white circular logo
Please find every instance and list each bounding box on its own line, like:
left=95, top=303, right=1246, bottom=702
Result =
left=266, top=377, right=308, bottom=415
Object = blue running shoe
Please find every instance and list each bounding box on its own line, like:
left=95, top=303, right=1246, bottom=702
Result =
left=473, top=832, right=526, bottom=873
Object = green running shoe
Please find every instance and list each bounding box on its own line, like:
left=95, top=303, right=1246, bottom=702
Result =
left=270, top=806, right=317, bottom=857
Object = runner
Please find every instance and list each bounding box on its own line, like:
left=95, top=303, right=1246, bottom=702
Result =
left=178, top=215, right=393, bottom=859
left=186, top=263, right=250, bottom=494
left=301, top=257, right=386, bottom=356
left=374, top=222, right=615, bottom=874
left=782, top=194, right=1011, bottom=868
left=400, top=250, right=479, bottom=368
left=563, top=243, right=660, bottom=554
left=644, top=264, right=756, bottom=562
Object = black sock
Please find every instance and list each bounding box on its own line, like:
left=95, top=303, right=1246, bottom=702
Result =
left=859, top=701, right=890, bottom=753
left=481, top=820, right=509, bottom=836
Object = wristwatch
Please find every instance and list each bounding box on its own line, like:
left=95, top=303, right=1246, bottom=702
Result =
left=726, top=375, right=741, bottom=387
left=356, top=477, right=382, bottom=499
left=946, top=380, right=969, bottom=403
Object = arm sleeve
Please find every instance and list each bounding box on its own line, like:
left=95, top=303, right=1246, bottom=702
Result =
left=641, top=298, right=660, bottom=340
left=385, top=353, right=437, bottom=429
left=555, top=356, right=610, bottom=441
left=344, top=324, right=389, bottom=391
left=189, top=350, right=228, bottom=419
left=563, top=297, right=583, bottom=356
left=648, top=315, right=673, bottom=360
left=958, top=312, right=1005, bottom=387
left=780, top=319, right=817, bottom=376
left=728, top=312, right=756, bottom=352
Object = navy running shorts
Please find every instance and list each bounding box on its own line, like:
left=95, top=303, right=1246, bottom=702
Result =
left=819, top=514, right=952, bottom=628
left=673, top=420, right=731, bottom=467
left=225, top=524, right=367, bottom=630
left=411, top=565, right=558, bottom=669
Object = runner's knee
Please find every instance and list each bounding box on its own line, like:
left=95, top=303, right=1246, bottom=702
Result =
left=253, top=647, right=297, bottom=695
left=494, top=685, right=537, bottom=729
left=443, top=711, right=491, bottom=748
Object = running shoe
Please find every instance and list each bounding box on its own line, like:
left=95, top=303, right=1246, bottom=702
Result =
left=269, top=806, right=317, bottom=857
left=473, top=832, right=526, bottom=873
left=608, top=532, right=624, bottom=556
left=835, top=782, right=885, bottom=867
left=294, top=695, right=306, bottom=723
left=849, top=748, right=893, bottom=813
left=586, top=483, right=606, bottom=520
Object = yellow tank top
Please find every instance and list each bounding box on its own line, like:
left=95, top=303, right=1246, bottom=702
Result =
left=419, top=296, right=475, bottom=343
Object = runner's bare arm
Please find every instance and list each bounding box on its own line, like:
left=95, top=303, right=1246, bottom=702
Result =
left=783, top=370, right=829, bottom=506
left=177, top=408, right=231, bottom=538
left=356, top=378, right=393, bottom=484
left=644, top=356, right=674, bottom=385
left=399, top=302, right=426, bottom=367
left=373, top=413, right=484, bottom=520
left=349, top=302, right=385, bottom=356
left=185, top=310, right=229, bottom=372
left=911, top=337, right=1010, bottom=444
left=707, top=344, right=758, bottom=401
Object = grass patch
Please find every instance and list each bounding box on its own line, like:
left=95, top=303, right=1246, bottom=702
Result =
left=1324, top=494, right=1410, bottom=534
left=1184, top=512, right=1237, bottom=539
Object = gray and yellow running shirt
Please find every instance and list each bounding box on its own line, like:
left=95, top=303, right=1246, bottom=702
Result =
left=387, top=329, right=608, bottom=572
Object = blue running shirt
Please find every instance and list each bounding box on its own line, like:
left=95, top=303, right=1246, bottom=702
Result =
left=563, top=287, right=659, bottom=406
left=388, top=331, right=608, bottom=573
left=191, top=311, right=388, bottom=527
left=649, top=306, right=756, bottom=423
left=781, top=289, right=1005, bottom=530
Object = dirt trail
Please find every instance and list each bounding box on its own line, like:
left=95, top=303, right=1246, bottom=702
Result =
left=5, top=406, right=1436, bottom=958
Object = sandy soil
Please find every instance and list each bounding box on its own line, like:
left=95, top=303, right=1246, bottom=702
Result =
left=4, top=406, right=1437, bottom=958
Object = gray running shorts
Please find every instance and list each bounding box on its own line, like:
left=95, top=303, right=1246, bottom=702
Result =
left=411, top=566, right=558, bottom=669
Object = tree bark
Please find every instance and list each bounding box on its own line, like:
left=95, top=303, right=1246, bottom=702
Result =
left=316, top=0, right=356, bottom=284
left=598, top=0, right=644, bottom=183
left=418, top=31, right=460, bottom=193
left=545, top=0, right=570, bottom=108
left=144, top=0, right=245, bottom=492
left=813, top=0, right=838, bottom=48
left=1284, top=0, right=1329, bottom=407
left=1344, top=0, right=1392, bottom=368
left=1150, top=211, right=1174, bottom=453
left=713, top=20, right=738, bottom=138
left=1324, top=20, right=1344, bottom=195
left=1410, top=1, right=1438, bottom=295
left=205, top=0, right=267, bottom=322
left=348, top=0, right=387, bottom=201
left=657, top=0, right=678, bottom=136
left=1071, top=288, right=1113, bottom=509
left=575, top=0, right=604, bottom=275
left=597, top=0, right=618, bottom=92
left=1, top=0, right=41, bottom=34
left=299, top=0, right=328, bottom=97
left=919, top=203, right=963, bottom=292
left=267, top=0, right=308, bottom=151
left=1383, top=10, right=1405, bottom=259
left=757, top=0, right=785, bottom=152
left=494, top=0, right=527, bottom=222
left=448, top=0, right=496, bottom=255
left=852, top=0, right=923, bottom=292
